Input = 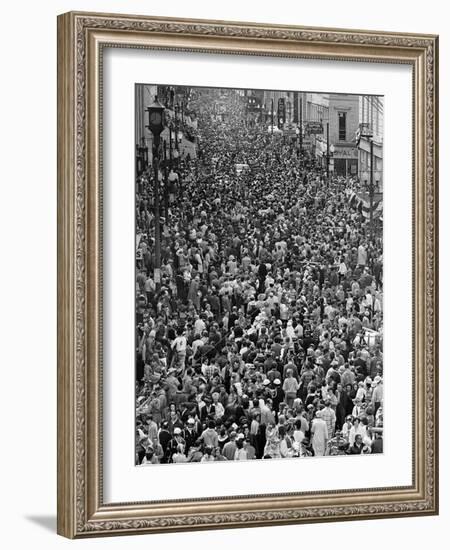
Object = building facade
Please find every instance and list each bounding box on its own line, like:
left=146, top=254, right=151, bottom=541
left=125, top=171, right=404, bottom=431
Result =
left=328, top=93, right=360, bottom=177
left=304, top=93, right=329, bottom=155
left=135, top=84, right=158, bottom=153
left=357, top=95, right=384, bottom=189
left=256, top=91, right=382, bottom=183
left=135, top=84, right=198, bottom=171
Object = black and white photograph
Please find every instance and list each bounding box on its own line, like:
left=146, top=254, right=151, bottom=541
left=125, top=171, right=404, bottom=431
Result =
left=0, top=0, right=443, bottom=543
left=135, top=84, right=384, bottom=466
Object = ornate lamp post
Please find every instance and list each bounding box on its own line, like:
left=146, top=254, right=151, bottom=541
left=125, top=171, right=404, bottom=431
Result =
left=146, top=96, right=165, bottom=291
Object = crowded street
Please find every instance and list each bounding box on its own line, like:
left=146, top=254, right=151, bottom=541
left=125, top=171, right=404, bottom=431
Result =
left=135, top=86, right=383, bottom=465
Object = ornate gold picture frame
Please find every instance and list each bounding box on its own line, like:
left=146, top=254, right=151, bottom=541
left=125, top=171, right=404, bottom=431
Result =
left=57, top=11, right=438, bottom=538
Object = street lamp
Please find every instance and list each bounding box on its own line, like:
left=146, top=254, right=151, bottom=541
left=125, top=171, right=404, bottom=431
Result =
left=361, top=171, right=369, bottom=185
left=374, top=170, right=382, bottom=192
left=146, top=96, right=165, bottom=291
left=147, top=96, right=165, bottom=135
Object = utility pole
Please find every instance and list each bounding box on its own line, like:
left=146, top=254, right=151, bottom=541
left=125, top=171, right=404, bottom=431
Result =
left=326, top=121, right=330, bottom=182
left=299, top=94, right=303, bottom=157
left=271, top=98, right=274, bottom=136
left=153, top=138, right=161, bottom=291
left=370, top=138, right=374, bottom=241
left=175, top=103, right=180, bottom=156
left=163, top=139, right=169, bottom=221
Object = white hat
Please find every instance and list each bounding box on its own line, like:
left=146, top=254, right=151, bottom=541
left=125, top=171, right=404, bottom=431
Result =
left=273, top=379, right=281, bottom=385
left=174, top=427, right=182, bottom=435
left=262, top=379, right=271, bottom=386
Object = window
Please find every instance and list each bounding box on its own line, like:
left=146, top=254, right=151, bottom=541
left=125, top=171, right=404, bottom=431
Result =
left=338, top=111, right=346, bottom=141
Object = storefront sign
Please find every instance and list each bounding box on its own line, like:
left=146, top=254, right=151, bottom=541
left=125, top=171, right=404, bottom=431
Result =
left=334, top=146, right=358, bottom=158
left=305, top=121, right=323, bottom=134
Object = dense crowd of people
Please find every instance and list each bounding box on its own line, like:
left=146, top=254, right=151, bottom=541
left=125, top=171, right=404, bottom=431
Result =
left=135, top=88, right=383, bottom=466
